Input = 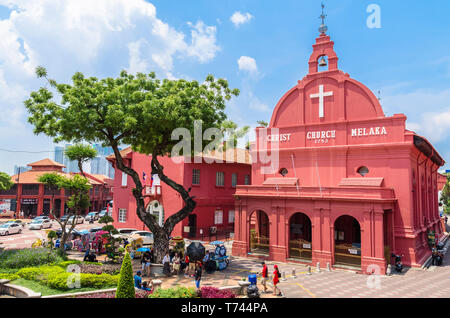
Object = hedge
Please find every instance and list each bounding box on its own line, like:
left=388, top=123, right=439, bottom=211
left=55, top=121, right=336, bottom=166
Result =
left=0, top=248, right=64, bottom=268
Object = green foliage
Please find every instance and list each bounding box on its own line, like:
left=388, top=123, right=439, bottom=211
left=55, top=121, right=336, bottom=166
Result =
left=0, top=171, right=14, bottom=191
left=440, top=175, right=450, bottom=208
left=0, top=273, right=20, bottom=281
left=149, top=286, right=197, bottom=298
left=16, top=265, right=118, bottom=291
left=98, top=215, right=114, bottom=225
left=116, top=252, right=135, bottom=298
left=257, top=120, right=269, bottom=127
left=64, top=144, right=97, bottom=166
left=25, top=68, right=239, bottom=158
left=0, top=248, right=64, bottom=268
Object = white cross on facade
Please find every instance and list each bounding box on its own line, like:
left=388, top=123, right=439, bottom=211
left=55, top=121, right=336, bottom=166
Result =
left=310, top=85, right=333, bottom=118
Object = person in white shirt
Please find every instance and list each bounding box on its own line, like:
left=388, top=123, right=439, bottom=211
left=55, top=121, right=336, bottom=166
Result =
left=162, top=252, right=171, bottom=277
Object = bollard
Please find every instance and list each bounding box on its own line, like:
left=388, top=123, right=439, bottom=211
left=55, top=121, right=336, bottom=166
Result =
left=307, top=265, right=312, bottom=275
left=326, top=262, right=331, bottom=272
left=292, top=268, right=297, bottom=279
left=281, top=271, right=287, bottom=281
left=386, top=264, right=392, bottom=276
left=316, top=262, right=321, bottom=273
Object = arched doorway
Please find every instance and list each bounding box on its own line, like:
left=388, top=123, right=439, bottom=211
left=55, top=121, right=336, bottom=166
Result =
left=289, top=213, right=312, bottom=261
left=146, top=200, right=164, bottom=227
left=249, top=210, right=270, bottom=255
left=334, top=215, right=361, bottom=268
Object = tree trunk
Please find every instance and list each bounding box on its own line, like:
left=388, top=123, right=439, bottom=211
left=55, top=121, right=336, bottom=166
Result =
left=108, top=139, right=197, bottom=263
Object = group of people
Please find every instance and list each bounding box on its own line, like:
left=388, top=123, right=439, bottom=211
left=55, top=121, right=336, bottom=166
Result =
left=259, top=261, right=282, bottom=296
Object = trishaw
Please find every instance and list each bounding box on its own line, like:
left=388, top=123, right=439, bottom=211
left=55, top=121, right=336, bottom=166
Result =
left=92, top=230, right=109, bottom=254
left=125, top=236, right=144, bottom=259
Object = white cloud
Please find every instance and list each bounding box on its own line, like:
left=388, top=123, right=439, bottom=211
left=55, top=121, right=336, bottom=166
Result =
left=238, top=56, right=258, bottom=74
left=186, top=21, right=220, bottom=63
left=230, top=11, right=253, bottom=27
left=407, top=108, right=450, bottom=143
left=0, top=0, right=221, bottom=173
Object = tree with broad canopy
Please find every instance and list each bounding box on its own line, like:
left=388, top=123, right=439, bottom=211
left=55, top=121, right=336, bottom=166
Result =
left=25, top=67, right=241, bottom=262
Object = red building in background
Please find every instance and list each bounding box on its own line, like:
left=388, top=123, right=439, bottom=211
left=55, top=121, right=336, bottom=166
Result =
left=107, top=147, right=251, bottom=240
left=0, top=158, right=112, bottom=218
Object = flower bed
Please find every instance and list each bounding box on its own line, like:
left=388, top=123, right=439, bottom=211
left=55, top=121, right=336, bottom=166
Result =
left=75, top=289, right=151, bottom=298
left=199, top=287, right=236, bottom=299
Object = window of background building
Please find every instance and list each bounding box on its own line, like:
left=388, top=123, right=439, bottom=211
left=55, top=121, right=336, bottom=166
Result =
left=216, top=172, right=224, bottom=187
left=245, top=175, right=250, bottom=185
left=118, top=208, right=127, bottom=223
left=214, top=210, right=223, bottom=224
left=228, top=210, right=235, bottom=223
left=192, top=169, right=200, bottom=185
left=121, top=172, right=127, bottom=187
left=231, top=173, right=237, bottom=188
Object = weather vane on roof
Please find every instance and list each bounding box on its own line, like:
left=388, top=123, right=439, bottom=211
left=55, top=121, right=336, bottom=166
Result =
left=319, top=2, right=328, bottom=35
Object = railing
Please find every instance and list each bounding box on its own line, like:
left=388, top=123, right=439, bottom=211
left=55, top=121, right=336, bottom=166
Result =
left=250, top=234, right=270, bottom=254
left=334, top=243, right=361, bottom=267
left=289, top=238, right=312, bottom=260
left=195, top=226, right=235, bottom=242
left=236, top=185, right=396, bottom=201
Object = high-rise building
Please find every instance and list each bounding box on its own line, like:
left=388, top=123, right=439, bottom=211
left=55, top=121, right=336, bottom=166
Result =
left=54, top=146, right=64, bottom=165
left=14, top=165, right=31, bottom=175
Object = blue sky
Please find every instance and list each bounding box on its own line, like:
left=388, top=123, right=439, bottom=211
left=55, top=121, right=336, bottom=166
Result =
left=0, top=0, right=449, bottom=174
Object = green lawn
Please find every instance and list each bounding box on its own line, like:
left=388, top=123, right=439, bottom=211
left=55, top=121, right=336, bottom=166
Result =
left=10, top=278, right=101, bottom=296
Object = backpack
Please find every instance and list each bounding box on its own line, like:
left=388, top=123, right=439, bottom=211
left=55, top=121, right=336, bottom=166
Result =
left=277, top=271, right=281, bottom=278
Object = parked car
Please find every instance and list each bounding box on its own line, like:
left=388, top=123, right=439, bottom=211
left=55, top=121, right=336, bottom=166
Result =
left=59, top=215, right=69, bottom=223
left=5, top=219, right=27, bottom=228
left=85, top=212, right=99, bottom=222
left=33, top=216, right=51, bottom=221
left=98, top=209, right=108, bottom=218
left=56, top=228, right=83, bottom=239
left=0, top=222, right=22, bottom=235
left=68, top=215, right=84, bottom=224
left=112, top=228, right=138, bottom=240
left=131, top=231, right=154, bottom=245
left=29, top=219, right=52, bottom=230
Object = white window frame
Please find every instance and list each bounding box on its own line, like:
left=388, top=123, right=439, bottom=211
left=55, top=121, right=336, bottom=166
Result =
left=214, top=210, right=223, bottom=225
left=231, top=173, right=237, bottom=188
left=192, top=169, right=200, bottom=185
left=118, top=208, right=127, bottom=223
left=228, top=210, right=235, bottom=223
left=216, top=172, right=224, bottom=187
left=121, top=172, right=127, bottom=187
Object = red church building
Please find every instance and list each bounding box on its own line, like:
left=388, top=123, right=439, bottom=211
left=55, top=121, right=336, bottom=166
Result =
left=232, top=25, right=445, bottom=274
left=107, top=147, right=251, bottom=239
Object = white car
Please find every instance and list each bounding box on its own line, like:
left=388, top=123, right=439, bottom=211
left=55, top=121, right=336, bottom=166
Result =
left=29, top=219, right=52, bottom=230
left=112, top=228, right=138, bottom=240
left=132, top=231, right=154, bottom=245
left=5, top=220, right=27, bottom=229
left=68, top=216, right=84, bottom=224
left=0, top=223, right=22, bottom=235
left=85, top=212, right=99, bottom=222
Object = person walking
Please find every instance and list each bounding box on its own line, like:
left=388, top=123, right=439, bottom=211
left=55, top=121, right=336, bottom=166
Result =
left=194, top=263, right=202, bottom=290
left=272, top=265, right=282, bottom=296
left=172, top=252, right=181, bottom=275
left=141, top=250, right=152, bottom=277
left=260, top=261, right=269, bottom=293
left=162, top=252, right=171, bottom=277
left=184, top=254, right=190, bottom=277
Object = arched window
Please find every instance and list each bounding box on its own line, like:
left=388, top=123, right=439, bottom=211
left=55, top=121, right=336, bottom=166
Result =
left=357, top=166, right=369, bottom=177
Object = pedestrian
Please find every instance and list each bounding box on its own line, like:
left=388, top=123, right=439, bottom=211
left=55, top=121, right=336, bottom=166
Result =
left=272, top=265, right=282, bottom=296
left=141, top=250, right=152, bottom=277
left=134, top=271, right=143, bottom=289
left=184, top=254, right=190, bottom=277
left=260, top=261, right=268, bottom=293
left=172, top=252, right=181, bottom=275
left=194, top=263, right=202, bottom=290
left=162, top=252, right=171, bottom=277
left=188, top=256, right=196, bottom=277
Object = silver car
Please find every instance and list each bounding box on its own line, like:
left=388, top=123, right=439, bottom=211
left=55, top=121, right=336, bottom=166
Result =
left=68, top=216, right=84, bottom=224
left=132, top=231, right=154, bottom=245
left=29, top=219, right=52, bottom=230
left=0, top=223, right=22, bottom=235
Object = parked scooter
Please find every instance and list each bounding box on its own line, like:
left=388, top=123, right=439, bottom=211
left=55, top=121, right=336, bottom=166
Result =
left=391, top=253, right=404, bottom=273
left=431, top=242, right=445, bottom=266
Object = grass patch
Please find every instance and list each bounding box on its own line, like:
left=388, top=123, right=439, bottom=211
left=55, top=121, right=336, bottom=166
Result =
left=10, top=279, right=100, bottom=296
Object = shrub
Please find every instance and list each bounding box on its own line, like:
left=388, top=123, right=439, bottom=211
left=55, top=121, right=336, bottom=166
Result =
left=149, top=287, right=197, bottom=298
left=199, top=287, right=236, bottom=298
left=17, top=266, right=65, bottom=281
left=0, top=248, right=64, bottom=268
left=79, top=264, right=120, bottom=275
left=0, top=273, right=20, bottom=281
left=115, top=252, right=135, bottom=298
left=76, top=290, right=151, bottom=298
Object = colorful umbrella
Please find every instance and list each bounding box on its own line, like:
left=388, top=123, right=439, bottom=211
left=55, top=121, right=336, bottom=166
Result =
left=137, top=247, right=150, bottom=252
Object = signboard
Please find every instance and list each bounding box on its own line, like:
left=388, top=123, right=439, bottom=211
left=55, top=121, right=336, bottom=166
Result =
left=0, top=199, right=11, bottom=211
left=348, top=249, right=359, bottom=255
left=21, top=198, right=37, bottom=204
left=303, top=243, right=311, bottom=249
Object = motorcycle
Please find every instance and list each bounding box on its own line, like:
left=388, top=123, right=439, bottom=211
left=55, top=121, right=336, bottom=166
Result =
left=431, top=243, right=445, bottom=266
left=391, top=253, right=404, bottom=273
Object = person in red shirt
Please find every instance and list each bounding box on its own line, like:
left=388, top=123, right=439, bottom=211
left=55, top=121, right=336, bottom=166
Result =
left=184, top=254, right=190, bottom=277
left=260, top=261, right=268, bottom=293
left=272, top=265, right=281, bottom=296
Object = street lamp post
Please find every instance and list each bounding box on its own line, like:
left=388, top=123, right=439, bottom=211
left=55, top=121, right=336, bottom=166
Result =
left=15, top=167, right=21, bottom=219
